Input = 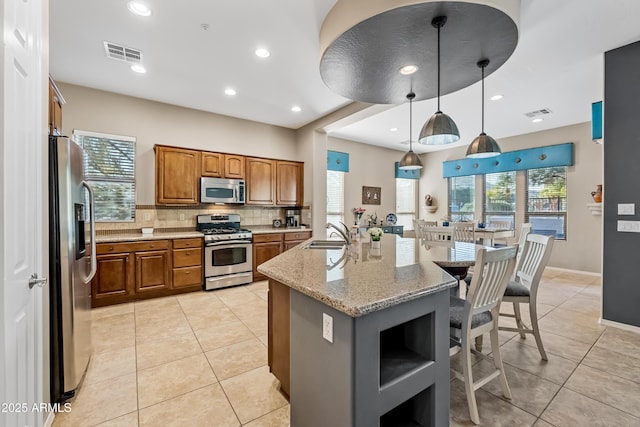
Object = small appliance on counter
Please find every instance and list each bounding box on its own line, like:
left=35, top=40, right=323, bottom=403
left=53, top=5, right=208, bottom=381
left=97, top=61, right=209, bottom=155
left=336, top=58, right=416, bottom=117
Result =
left=285, top=208, right=301, bottom=228
left=272, top=219, right=282, bottom=228
left=196, top=213, right=253, bottom=290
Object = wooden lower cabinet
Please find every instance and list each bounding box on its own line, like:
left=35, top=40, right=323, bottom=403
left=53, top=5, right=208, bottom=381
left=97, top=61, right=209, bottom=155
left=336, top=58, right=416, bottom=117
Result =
left=134, top=250, right=170, bottom=293
left=172, top=238, right=203, bottom=289
left=92, top=238, right=203, bottom=307
left=93, top=252, right=133, bottom=304
left=253, top=234, right=283, bottom=281
left=283, top=231, right=312, bottom=251
left=253, top=231, right=312, bottom=280
left=268, top=279, right=290, bottom=398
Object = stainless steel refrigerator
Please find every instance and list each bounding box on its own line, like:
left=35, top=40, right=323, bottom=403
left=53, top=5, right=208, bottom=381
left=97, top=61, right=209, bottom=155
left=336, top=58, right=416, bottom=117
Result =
left=49, top=135, right=96, bottom=403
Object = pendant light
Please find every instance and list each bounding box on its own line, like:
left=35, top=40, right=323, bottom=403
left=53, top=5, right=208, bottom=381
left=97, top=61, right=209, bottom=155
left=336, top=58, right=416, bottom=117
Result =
left=399, top=92, right=423, bottom=170
left=419, top=16, right=460, bottom=145
left=466, top=59, right=502, bottom=158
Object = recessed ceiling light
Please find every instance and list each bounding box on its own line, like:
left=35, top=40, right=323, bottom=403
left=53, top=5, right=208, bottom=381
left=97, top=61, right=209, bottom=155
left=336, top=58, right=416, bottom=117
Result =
left=490, top=94, right=503, bottom=101
left=399, top=65, right=418, bottom=75
left=224, top=88, right=237, bottom=96
left=532, top=118, right=543, bottom=123
left=390, top=127, right=399, bottom=132
left=130, top=64, right=146, bottom=74
left=255, top=48, right=270, bottom=58
left=291, top=105, right=301, bottom=112
left=127, top=1, right=151, bottom=17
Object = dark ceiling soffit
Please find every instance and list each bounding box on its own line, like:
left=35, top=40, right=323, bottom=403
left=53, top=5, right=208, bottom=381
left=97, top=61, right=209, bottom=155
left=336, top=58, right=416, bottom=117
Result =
left=320, top=2, right=518, bottom=105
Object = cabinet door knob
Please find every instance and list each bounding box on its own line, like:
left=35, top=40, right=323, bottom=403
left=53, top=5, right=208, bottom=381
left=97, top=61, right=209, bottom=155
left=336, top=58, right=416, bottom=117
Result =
left=108, top=246, right=114, bottom=251
left=185, top=252, right=190, bottom=256
left=150, top=244, right=155, bottom=248
left=185, top=271, right=190, bottom=274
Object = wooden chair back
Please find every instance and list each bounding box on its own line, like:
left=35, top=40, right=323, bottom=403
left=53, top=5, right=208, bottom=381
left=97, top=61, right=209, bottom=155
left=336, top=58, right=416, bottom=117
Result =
left=466, top=246, right=518, bottom=316
left=452, top=222, right=475, bottom=243
left=515, top=234, right=554, bottom=294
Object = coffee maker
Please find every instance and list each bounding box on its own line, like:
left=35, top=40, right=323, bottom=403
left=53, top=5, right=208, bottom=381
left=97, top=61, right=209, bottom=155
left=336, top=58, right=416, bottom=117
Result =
left=285, top=208, right=301, bottom=228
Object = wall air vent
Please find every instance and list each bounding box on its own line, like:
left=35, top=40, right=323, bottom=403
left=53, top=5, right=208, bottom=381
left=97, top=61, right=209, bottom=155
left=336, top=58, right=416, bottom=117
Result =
left=103, top=41, right=143, bottom=63
left=524, top=108, right=552, bottom=118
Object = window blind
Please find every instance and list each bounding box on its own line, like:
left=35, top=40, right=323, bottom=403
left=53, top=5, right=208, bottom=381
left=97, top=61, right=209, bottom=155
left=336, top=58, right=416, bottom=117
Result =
left=483, top=171, right=516, bottom=226
left=396, top=178, right=416, bottom=230
left=326, top=170, right=345, bottom=227
left=448, top=175, right=475, bottom=222
left=74, top=130, right=136, bottom=222
left=525, top=166, right=567, bottom=240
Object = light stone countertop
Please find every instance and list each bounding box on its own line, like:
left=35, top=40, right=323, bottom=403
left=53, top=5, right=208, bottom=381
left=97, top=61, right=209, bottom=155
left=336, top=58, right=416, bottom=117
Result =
left=248, top=226, right=312, bottom=234
left=96, top=231, right=204, bottom=243
left=257, top=233, right=457, bottom=317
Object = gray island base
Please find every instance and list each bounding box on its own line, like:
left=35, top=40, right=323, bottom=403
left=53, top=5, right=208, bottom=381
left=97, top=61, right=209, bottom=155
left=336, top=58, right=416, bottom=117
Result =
left=259, top=235, right=457, bottom=427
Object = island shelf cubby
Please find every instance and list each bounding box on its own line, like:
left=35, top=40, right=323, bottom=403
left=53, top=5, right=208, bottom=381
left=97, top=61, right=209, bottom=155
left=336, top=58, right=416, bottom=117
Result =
left=285, top=284, right=450, bottom=427
left=379, top=312, right=434, bottom=388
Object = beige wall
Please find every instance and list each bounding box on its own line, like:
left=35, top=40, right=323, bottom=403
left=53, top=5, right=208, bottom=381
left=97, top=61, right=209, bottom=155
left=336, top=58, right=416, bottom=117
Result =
left=419, top=122, right=603, bottom=273
left=57, top=83, right=299, bottom=205
left=327, top=136, right=405, bottom=226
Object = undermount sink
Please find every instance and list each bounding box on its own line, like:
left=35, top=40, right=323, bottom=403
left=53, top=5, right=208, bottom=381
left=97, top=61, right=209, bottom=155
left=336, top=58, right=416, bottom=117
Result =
left=303, top=240, right=347, bottom=250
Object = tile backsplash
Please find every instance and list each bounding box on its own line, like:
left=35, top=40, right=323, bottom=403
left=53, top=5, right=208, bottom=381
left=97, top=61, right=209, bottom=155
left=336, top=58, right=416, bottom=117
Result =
left=95, top=205, right=312, bottom=232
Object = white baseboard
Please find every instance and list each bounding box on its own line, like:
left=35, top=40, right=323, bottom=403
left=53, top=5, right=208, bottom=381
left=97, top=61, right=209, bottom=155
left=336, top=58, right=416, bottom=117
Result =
left=44, top=412, right=54, bottom=427
left=600, top=318, right=640, bottom=334
left=545, top=266, right=601, bottom=277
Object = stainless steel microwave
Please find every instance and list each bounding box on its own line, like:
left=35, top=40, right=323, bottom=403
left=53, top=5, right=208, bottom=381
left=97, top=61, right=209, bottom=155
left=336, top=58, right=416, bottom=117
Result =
left=200, top=177, right=245, bottom=204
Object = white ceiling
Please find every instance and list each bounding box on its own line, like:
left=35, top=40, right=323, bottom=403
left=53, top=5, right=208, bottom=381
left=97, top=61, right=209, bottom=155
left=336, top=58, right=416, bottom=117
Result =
left=50, top=0, right=640, bottom=153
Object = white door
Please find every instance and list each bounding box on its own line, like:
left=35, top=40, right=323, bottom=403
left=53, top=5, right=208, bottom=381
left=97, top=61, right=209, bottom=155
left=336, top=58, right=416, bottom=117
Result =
left=1, top=0, right=46, bottom=426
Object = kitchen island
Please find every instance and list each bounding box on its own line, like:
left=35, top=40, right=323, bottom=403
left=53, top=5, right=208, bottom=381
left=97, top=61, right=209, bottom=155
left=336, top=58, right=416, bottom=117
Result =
left=258, top=234, right=457, bottom=427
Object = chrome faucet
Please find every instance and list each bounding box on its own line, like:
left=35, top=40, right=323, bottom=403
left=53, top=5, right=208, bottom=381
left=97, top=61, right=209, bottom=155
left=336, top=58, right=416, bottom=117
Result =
left=326, top=221, right=351, bottom=245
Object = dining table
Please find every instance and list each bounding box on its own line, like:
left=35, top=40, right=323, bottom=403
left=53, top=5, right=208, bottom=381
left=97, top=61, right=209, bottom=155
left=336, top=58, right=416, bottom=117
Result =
left=420, top=224, right=515, bottom=247
left=419, top=240, right=497, bottom=281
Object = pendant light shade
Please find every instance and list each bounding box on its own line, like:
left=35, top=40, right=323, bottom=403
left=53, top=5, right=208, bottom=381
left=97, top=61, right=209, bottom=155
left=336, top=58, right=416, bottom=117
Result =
left=466, top=59, right=501, bottom=158
left=419, top=16, right=460, bottom=145
left=399, top=92, right=423, bottom=170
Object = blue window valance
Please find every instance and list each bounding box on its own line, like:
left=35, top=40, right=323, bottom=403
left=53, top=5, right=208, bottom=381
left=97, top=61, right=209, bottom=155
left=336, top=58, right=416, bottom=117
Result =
left=442, top=142, right=574, bottom=178
left=327, top=150, right=349, bottom=172
left=395, top=162, right=420, bottom=179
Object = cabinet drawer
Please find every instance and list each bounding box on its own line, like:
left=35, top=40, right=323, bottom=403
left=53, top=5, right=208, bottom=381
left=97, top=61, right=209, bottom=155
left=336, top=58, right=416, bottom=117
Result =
left=173, top=247, right=202, bottom=268
left=173, top=266, right=202, bottom=288
left=253, top=233, right=283, bottom=243
left=97, top=240, right=170, bottom=255
left=284, top=231, right=311, bottom=241
left=173, top=238, right=202, bottom=249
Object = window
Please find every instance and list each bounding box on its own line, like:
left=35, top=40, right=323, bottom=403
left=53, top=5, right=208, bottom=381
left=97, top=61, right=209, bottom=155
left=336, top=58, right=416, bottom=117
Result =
left=326, top=170, right=345, bottom=229
left=483, top=171, right=516, bottom=227
left=396, top=178, right=417, bottom=230
left=526, top=166, right=567, bottom=239
left=74, top=130, right=136, bottom=222
left=448, top=175, right=475, bottom=222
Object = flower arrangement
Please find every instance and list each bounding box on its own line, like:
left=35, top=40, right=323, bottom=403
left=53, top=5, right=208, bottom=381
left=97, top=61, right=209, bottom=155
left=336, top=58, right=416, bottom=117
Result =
left=367, top=227, right=383, bottom=241
left=352, top=207, right=366, bottom=225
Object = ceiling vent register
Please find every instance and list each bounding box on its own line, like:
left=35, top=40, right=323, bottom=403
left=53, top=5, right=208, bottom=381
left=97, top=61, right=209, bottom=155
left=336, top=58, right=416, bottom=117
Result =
left=524, top=108, right=552, bottom=118
left=103, top=41, right=143, bottom=63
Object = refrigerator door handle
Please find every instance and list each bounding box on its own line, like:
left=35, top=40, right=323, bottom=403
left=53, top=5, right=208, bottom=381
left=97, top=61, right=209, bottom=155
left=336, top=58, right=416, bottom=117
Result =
left=82, top=181, right=97, bottom=282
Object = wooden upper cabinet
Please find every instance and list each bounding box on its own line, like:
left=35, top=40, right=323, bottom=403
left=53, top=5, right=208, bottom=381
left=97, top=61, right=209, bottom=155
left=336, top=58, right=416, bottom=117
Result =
left=225, top=154, right=245, bottom=179
left=276, top=161, right=303, bottom=206
left=202, top=152, right=245, bottom=179
left=48, top=78, right=64, bottom=136
left=246, top=157, right=276, bottom=205
left=155, top=145, right=201, bottom=205
left=201, top=152, right=223, bottom=178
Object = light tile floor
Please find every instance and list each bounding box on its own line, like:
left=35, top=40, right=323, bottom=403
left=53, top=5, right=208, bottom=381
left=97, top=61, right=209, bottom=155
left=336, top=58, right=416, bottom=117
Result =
left=52, top=270, right=640, bottom=426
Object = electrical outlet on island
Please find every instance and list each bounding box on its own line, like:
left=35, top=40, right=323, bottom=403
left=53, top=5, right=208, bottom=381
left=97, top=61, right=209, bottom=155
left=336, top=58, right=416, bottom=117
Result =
left=322, top=313, right=333, bottom=343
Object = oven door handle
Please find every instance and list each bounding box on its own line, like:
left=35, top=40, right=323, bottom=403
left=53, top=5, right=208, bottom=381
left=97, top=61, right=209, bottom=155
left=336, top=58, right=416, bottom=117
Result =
left=206, top=240, right=252, bottom=246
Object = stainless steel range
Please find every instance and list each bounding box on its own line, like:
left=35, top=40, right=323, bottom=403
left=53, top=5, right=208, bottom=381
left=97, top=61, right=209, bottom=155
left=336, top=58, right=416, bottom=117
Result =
left=196, top=214, right=253, bottom=290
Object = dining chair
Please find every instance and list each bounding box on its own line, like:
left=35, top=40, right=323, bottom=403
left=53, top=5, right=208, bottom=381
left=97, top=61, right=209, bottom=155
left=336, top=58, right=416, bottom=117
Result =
left=499, top=233, right=554, bottom=360
left=450, top=245, right=518, bottom=425
left=487, top=220, right=512, bottom=246
left=516, top=222, right=532, bottom=259
left=421, top=224, right=452, bottom=247
left=452, top=222, right=475, bottom=243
